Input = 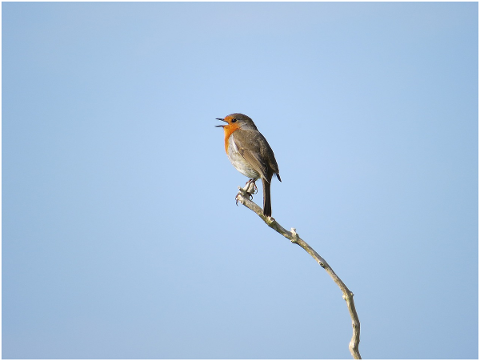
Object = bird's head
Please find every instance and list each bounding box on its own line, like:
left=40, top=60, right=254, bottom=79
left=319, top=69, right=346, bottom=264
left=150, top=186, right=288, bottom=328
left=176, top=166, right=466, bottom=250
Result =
left=216, top=113, right=258, bottom=131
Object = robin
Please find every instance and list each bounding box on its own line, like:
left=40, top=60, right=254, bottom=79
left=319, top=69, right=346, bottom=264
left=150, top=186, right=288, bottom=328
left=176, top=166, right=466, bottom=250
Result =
left=216, top=113, right=281, bottom=217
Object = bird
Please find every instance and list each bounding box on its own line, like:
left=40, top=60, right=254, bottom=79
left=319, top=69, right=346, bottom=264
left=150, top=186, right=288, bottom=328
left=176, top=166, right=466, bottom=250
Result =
left=216, top=113, right=281, bottom=217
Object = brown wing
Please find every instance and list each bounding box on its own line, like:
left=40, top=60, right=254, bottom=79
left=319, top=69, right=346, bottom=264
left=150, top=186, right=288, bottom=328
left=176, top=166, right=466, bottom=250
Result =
left=233, top=129, right=279, bottom=182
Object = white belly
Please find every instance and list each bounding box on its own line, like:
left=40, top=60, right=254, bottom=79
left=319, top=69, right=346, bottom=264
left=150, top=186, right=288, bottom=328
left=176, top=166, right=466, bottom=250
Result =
left=227, top=134, right=260, bottom=179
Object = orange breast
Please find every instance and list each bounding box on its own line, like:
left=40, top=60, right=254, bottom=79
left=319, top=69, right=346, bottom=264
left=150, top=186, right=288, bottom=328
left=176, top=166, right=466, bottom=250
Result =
left=223, top=123, right=241, bottom=153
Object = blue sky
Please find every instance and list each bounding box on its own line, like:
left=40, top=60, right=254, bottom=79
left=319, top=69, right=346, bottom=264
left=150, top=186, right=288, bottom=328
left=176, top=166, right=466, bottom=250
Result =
left=3, top=2, right=477, bottom=359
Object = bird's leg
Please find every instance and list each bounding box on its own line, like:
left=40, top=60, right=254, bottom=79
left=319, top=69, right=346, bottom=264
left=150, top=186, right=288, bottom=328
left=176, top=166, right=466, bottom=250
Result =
left=245, top=179, right=258, bottom=195
left=236, top=179, right=257, bottom=205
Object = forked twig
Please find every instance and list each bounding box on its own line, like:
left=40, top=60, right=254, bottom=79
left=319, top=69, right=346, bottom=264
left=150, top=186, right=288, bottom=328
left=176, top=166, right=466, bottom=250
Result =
left=235, top=184, right=361, bottom=359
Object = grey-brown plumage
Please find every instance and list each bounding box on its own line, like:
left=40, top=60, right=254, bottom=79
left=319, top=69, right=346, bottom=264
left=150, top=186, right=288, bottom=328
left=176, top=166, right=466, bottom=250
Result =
left=216, top=113, right=281, bottom=217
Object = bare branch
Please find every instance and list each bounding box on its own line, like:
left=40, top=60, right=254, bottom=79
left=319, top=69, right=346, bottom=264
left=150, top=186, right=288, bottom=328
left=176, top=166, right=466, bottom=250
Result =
left=235, top=185, right=362, bottom=359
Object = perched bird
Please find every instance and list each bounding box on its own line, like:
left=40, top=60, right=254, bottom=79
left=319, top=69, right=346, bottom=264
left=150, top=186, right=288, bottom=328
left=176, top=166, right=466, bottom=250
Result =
left=216, top=113, right=281, bottom=217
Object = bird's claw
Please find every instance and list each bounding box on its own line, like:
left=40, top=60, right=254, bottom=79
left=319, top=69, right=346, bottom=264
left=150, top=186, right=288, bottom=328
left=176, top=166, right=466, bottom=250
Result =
left=236, top=180, right=256, bottom=205
left=245, top=179, right=258, bottom=195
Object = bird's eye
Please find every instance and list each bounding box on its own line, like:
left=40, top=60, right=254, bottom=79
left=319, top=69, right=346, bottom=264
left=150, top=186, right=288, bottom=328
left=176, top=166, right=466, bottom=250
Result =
left=231, top=118, right=237, bottom=123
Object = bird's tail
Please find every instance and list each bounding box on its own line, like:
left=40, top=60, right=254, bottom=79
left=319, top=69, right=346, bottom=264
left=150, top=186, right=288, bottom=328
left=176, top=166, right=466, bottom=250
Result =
left=262, top=178, right=272, bottom=217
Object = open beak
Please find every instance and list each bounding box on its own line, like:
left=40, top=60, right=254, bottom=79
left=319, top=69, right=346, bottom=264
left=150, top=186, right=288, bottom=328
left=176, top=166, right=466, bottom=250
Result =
left=215, top=117, right=226, bottom=128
